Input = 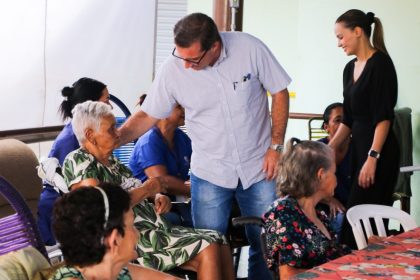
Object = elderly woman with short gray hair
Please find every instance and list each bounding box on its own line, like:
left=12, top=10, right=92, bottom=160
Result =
left=263, top=138, right=351, bottom=279
left=63, top=101, right=234, bottom=280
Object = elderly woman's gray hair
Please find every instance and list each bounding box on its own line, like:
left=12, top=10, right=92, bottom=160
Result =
left=71, top=100, right=113, bottom=144
left=277, top=138, right=334, bottom=198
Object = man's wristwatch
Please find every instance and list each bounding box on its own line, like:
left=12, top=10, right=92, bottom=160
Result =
left=269, top=144, right=284, bottom=153
left=368, top=149, right=380, bottom=159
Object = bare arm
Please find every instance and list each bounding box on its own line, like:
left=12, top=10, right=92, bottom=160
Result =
left=271, top=89, right=289, bottom=146
left=145, top=165, right=190, bottom=196
left=358, top=120, right=391, bottom=188
left=263, top=89, right=289, bottom=180
left=370, top=120, right=391, bottom=154
left=129, top=177, right=167, bottom=206
left=328, top=123, right=351, bottom=164
left=128, top=263, right=182, bottom=280
left=70, top=177, right=166, bottom=207
left=70, top=178, right=100, bottom=190
left=118, top=110, right=159, bottom=146
left=280, top=264, right=306, bottom=279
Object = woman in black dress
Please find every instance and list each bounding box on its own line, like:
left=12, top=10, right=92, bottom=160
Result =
left=329, top=9, right=399, bottom=249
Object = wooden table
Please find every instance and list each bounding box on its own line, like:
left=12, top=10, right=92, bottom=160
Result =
left=292, top=227, right=420, bottom=279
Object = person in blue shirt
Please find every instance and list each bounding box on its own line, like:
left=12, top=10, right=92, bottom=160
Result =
left=37, top=77, right=111, bottom=245
left=318, top=102, right=351, bottom=236
left=129, top=95, right=192, bottom=227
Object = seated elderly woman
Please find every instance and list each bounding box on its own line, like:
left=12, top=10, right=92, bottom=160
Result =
left=51, top=182, right=179, bottom=280
left=38, top=77, right=112, bottom=246
left=62, top=101, right=234, bottom=280
left=263, top=138, right=351, bottom=279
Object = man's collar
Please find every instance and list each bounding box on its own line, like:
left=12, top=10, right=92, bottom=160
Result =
left=213, top=33, right=227, bottom=66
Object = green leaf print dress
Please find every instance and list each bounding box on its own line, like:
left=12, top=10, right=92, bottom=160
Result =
left=63, top=148, right=227, bottom=271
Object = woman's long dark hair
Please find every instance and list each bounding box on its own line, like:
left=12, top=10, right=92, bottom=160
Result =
left=336, top=9, right=388, bottom=55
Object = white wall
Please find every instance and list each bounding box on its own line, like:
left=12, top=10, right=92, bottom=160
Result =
left=0, top=0, right=156, bottom=130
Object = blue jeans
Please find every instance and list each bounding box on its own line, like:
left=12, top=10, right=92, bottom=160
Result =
left=331, top=212, right=344, bottom=237
left=190, top=174, right=276, bottom=280
left=37, top=187, right=60, bottom=246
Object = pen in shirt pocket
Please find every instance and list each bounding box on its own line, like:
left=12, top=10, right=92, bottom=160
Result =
left=232, top=73, right=251, bottom=91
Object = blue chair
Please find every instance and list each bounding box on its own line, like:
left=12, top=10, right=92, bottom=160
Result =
left=109, top=94, right=136, bottom=166
left=0, top=176, right=48, bottom=260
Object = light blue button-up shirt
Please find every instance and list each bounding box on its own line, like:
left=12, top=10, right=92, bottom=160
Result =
left=142, top=32, right=291, bottom=189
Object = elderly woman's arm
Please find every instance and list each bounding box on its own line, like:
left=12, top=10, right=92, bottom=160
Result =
left=71, top=178, right=101, bottom=190
left=71, top=177, right=158, bottom=202
left=70, top=177, right=169, bottom=209
left=129, top=177, right=167, bottom=206
left=145, top=165, right=190, bottom=196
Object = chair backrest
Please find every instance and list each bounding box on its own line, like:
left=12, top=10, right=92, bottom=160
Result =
left=392, top=107, right=413, bottom=213
left=113, top=117, right=136, bottom=166
left=109, top=94, right=135, bottom=166
left=0, top=139, right=42, bottom=217
left=346, top=204, right=417, bottom=249
left=308, top=117, right=328, bottom=140
left=0, top=176, right=48, bottom=260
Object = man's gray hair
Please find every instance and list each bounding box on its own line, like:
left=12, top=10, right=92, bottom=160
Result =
left=71, top=101, right=113, bottom=144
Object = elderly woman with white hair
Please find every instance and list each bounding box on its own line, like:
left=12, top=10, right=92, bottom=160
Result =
left=62, top=101, right=234, bottom=280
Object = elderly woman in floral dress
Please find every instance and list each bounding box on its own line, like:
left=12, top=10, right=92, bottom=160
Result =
left=263, top=138, right=351, bottom=279
left=63, top=101, right=234, bottom=280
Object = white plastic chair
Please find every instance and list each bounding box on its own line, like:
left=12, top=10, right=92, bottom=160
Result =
left=346, top=204, right=417, bottom=250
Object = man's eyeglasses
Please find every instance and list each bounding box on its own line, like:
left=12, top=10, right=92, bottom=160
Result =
left=172, top=47, right=208, bottom=65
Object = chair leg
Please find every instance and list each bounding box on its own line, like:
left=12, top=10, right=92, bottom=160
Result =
left=232, top=247, right=242, bottom=277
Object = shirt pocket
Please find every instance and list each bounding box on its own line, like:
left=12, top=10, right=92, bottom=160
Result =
left=233, top=75, right=260, bottom=109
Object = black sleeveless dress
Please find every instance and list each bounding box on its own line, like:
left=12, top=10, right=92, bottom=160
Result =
left=340, top=51, right=400, bottom=249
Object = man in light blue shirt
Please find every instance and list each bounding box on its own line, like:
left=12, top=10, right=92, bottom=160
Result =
left=119, top=13, right=291, bottom=279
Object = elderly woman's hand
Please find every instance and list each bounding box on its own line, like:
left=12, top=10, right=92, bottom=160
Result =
left=143, top=177, right=168, bottom=197
left=154, top=193, right=172, bottom=214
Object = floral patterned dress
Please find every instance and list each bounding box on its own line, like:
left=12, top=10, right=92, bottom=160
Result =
left=262, top=196, right=351, bottom=270
left=63, top=148, right=227, bottom=271
left=49, top=266, right=131, bottom=280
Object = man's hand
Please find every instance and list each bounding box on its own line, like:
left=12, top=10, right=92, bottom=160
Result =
left=262, top=149, right=281, bottom=180
left=154, top=193, right=172, bottom=214
left=266, top=89, right=288, bottom=181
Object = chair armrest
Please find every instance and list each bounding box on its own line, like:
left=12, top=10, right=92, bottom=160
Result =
left=232, top=216, right=264, bottom=227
